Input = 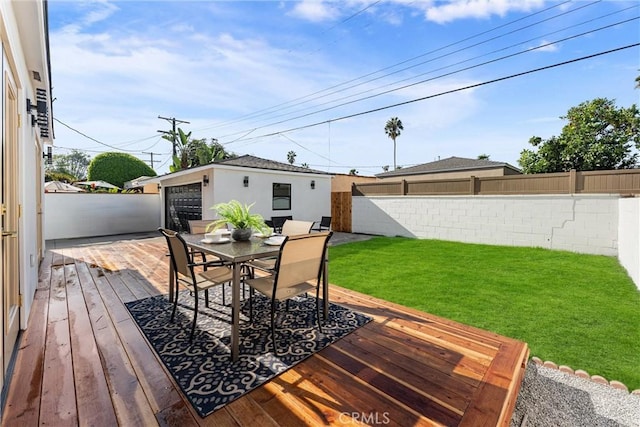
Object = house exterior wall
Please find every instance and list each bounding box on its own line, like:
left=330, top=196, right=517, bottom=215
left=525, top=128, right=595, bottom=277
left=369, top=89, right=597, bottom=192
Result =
left=352, top=194, right=619, bottom=256
left=211, top=168, right=330, bottom=222
left=44, top=194, right=161, bottom=240
left=0, top=0, right=52, bottom=329
left=154, top=166, right=331, bottom=225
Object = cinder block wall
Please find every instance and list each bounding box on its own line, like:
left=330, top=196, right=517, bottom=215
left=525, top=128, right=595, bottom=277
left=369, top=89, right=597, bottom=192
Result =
left=353, top=195, right=619, bottom=256
left=618, top=198, right=640, bottom=287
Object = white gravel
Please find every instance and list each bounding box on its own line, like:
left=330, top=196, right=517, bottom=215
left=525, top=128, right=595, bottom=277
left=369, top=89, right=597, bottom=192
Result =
left=511, top=363, right=640, bottom=427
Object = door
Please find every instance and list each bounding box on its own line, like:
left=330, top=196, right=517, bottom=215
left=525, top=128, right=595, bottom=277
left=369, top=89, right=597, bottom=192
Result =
left=1, top=63, right=20, bottom=385
left=165, top=183, right=202, bottom=231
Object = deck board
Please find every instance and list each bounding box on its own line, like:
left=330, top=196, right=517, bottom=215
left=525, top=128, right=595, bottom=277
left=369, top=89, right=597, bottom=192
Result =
left=39, top=262, right=77, bottom=426
left=2, top=236, right=528, bottom=426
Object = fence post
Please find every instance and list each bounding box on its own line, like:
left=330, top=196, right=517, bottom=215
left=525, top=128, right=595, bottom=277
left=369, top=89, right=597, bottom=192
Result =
left=470, top=176, right=477, bottom=195
left=569, top=169, right=577, bottom=194
left=402, top=179, right=408, bottom=195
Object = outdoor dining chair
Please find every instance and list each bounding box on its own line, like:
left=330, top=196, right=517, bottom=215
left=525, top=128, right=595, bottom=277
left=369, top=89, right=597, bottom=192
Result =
left=245, top=231, right=332, bottom=355
left=270, top=215, right=292, bottom=233
left=311, top=216, right=331, bottom=232
left=186, top=219, right=233, bottom=302
left=248, top=220, right=315, bottom=273
left=280, top=219, right=314, bottom=236
left=159, top=228, right=233, bottom=340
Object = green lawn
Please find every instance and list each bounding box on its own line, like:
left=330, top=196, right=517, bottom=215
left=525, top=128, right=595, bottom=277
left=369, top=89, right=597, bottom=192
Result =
left=328, top=236, right=640, bottom=390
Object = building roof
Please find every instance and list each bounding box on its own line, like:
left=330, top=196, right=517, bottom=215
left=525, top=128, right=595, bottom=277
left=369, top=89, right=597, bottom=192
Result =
left=141, top=154, right=331, bottom=184
left=215, top=154, right=330, bottom=175
left=376, top=156, right=521, bottom=178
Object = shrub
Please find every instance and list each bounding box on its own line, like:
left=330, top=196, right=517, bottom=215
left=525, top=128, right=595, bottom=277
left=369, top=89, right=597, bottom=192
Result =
left=87, top=152, right=156, bottom=188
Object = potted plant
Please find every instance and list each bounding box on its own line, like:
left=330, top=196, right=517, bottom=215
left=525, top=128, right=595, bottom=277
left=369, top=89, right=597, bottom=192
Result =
left=207, top=200, right=268, bottom=241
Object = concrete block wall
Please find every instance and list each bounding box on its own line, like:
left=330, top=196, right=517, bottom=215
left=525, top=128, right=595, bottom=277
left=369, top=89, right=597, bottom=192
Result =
left=618, top=198, right=640, bottom=287
left=352, top=195, right=619, bottom=256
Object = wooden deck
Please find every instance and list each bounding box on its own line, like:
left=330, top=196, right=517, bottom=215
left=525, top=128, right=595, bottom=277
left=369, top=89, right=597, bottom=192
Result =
left=2, top=235, right=529, bottom=426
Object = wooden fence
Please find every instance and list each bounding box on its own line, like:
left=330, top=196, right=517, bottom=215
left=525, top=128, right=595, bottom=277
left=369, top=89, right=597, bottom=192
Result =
left=352, top=169, right=640, bottom=196
left=331, top=192, right=352, bottom=232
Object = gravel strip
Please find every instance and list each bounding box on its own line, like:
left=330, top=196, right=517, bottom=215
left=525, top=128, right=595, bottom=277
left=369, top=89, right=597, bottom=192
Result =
left=511, top=363, right=640, bottom=426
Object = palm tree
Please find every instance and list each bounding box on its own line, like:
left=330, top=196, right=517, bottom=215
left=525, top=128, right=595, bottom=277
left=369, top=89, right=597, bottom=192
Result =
left=287, top=150, right=296, bottom=165
left=384, top=117, right=404, bottom=170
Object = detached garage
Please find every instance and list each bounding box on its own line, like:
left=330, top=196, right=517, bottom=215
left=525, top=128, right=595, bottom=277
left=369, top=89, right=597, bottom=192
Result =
left=147, top=155, right=332, bottom=231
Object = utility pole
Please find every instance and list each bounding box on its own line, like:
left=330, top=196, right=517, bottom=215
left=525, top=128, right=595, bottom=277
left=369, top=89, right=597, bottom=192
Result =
left=143, top=152, right=161, bottom=169
left=158, top=115, right=190, bottom=157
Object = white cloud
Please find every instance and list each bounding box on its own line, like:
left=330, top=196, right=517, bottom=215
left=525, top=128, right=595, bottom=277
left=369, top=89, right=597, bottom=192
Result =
left=425, top=0, right=545, bottom=24
left=533, top=40, right=559, bottom=52
left=289, top=0, right=340, bottom=22
left=81, top=1, right=119, bottom=26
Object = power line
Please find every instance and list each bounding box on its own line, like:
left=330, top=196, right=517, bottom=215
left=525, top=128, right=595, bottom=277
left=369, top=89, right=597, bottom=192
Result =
left=231, top=43, right=639, bottom=146
left=192, top=0, right=582, bottom=133
left=235, top=6, right=635, bottom=132
left=52, top=117, right=166, bottom=154
left=53, top=117, right=150, bottom=153
left=218, top=16, right=638, bottom=145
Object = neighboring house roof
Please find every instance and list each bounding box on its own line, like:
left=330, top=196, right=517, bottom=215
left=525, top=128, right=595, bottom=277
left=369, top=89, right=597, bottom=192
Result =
left=376, top=156, right=521, bottom=178
left=215, top=154, right=329, bottom=175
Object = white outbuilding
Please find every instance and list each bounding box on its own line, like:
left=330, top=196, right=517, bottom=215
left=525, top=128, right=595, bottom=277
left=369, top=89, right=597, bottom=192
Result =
left=145, top=155, right=332, bottom=231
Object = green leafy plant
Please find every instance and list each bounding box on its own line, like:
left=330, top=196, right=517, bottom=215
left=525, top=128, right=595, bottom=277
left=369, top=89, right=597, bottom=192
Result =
left=207, top=200, right=267, bottom=232
left=87, top=152, right=156, bottom=188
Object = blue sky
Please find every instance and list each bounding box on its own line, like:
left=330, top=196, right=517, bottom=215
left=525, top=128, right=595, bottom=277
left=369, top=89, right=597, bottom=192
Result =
left=48, top=1, right=639, bottom=176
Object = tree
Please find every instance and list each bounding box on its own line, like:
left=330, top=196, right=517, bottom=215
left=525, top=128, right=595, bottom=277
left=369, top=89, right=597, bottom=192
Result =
left=87, top=152, right=157, bottom=188
left=287, top=151, right=296, bottom=165
left=187, top=138, right=235, bottom=167
left=45, top=170, right=76, bottom=183
left=384, top=117, right=403, bottom=170
left=163, top=127, right=192, bottom=172
left=477, top=154, right=490, bottom=160
left=349, top=169, right=358, bottom=175
left=46, top=149, right=91, bottom=180
left=518, top=98, right=640, bottom=173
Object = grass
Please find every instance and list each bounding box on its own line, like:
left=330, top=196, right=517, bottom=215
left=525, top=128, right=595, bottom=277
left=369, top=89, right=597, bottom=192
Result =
left=328, top=236, right=640, bottom=391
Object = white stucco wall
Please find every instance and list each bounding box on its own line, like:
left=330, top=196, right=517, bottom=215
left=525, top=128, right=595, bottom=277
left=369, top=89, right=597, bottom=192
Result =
left=44, top=194, right=161, bottom=240
left=211, top=167, right=331, bottom=222
left=353, top=194, right=620, bottom=256
left=1, top=0, right=52, bottom=329
left=618, top=198, right=640, bottom=288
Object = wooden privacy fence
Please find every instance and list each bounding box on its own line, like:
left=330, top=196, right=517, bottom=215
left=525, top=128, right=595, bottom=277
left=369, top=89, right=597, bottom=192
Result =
left=331, top=192, right=352, bottom=232
left=353, top=169, right=640, bottom=196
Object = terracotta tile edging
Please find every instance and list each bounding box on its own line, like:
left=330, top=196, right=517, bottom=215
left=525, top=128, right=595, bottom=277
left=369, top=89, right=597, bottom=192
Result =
left=530, top=356, right=640, bottom=396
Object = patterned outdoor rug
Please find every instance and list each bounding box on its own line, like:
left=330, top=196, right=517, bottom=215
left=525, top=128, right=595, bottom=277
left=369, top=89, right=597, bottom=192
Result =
left=125, top=288, right=371, bottom=418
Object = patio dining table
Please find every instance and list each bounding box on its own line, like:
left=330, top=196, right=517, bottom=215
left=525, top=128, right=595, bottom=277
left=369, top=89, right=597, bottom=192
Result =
left=175, top=234, right=329, bottom=361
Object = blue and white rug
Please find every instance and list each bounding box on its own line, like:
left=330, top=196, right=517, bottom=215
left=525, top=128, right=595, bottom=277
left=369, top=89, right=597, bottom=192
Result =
left=125, top=288, right=371, bottom=417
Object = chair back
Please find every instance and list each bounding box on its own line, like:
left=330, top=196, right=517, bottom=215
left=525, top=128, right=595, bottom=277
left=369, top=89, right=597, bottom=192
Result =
left=188, top=219, right=212, bottom=234
left=320, top=216, right=331, bottom=228
left=158, top=228, right=194, bottom=281
left=274, top=232, right=332, bottom=289
left=271, top=216, right=293, bottom=233
left=281, top=219, right=313, bottom=236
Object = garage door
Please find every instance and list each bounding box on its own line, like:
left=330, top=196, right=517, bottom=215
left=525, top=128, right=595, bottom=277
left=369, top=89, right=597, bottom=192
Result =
left=165, top=183, right=202, bottom=231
